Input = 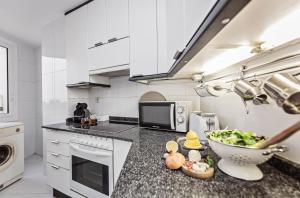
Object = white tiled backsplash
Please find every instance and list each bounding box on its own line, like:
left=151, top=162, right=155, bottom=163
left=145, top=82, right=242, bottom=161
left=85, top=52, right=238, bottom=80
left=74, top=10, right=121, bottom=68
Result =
left=85, top=76, right=200, bottom=118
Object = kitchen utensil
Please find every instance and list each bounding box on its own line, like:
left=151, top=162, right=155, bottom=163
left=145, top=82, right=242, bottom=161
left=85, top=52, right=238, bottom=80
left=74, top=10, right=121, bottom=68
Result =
left=181, top=165, right=214, bottom=179
left=234, top=79, right=268, bottom=105
left=177, top=137, right=208, bottom=156
left=263, top=73, right=300, bottom=114
left=207, top=138, right=288, bottom=181
left=258, top=121, right=300, bottom=149
left=194, top=84, right=227, bottom=97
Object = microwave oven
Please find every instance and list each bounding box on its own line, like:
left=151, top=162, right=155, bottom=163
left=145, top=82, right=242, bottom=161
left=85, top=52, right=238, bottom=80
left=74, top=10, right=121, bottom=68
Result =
left=139, top=101, right=192, bottom=132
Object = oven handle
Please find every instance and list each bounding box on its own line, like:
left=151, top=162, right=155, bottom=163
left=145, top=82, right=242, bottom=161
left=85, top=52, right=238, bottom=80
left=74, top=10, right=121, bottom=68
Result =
left=170, top=104, right=175, bottom=130
left=70, top=143, right=112, bottom=157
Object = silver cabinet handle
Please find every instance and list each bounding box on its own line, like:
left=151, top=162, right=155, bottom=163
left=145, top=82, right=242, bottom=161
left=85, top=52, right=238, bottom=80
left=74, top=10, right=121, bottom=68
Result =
left=51, top=140, right=60, bottom=144
left=108, top=37, right=117, bottom=43
left=51, top=153, right=60, bottom=157
left=173, top=50, right=183, bottom=60
left=94, top=42, right=104, bottom=47
left=51, top=165, right=60, bottom=169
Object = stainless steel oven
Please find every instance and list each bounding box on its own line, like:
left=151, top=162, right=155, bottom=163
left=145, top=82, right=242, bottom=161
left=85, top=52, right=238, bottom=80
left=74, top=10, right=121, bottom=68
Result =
left=70, top=139, right=113, bottom=198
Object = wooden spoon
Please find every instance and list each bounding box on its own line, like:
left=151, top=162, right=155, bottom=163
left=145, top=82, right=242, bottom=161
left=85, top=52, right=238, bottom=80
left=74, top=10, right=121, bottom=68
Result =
left=258, top=121, right=300, bottom=149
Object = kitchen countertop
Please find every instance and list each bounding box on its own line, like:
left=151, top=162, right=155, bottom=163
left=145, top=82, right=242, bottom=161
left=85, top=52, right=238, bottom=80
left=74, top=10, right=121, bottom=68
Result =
left=42, top=123, right=300, bottom=198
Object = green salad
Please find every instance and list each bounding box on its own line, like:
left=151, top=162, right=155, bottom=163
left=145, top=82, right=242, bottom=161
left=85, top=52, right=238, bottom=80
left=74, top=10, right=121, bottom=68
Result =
left=207, top=129, right=266, bottom=148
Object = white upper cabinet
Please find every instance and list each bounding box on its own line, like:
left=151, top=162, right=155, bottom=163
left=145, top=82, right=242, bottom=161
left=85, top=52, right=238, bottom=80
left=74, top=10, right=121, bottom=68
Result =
left=129, top=0, right=158, bottom=77
left=87, top=0, right=130, bottom=72
left=87, top=0, right=107, bottom=48
left=66, top=5, right=89, bottom=84
left=88, top=37, right=129, bottom=71
left=107, top=0, right=129, bottom=40
left=157, top=0, right=185, bottom=73
left=184, top=0, right=217, bottom=44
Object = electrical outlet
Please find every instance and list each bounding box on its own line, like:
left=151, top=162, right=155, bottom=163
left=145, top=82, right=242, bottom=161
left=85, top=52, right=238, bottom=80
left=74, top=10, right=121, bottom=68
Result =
left=95, top=97, right=100, bottom=103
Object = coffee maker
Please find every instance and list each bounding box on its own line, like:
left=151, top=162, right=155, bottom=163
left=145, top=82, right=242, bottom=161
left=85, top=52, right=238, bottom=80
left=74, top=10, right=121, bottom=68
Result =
left=66, top=103, right=91, bottom=124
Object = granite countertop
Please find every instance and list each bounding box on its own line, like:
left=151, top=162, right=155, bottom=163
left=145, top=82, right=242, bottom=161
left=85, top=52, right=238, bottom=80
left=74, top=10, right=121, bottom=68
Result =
left=43, top=123, right=300, bottom=198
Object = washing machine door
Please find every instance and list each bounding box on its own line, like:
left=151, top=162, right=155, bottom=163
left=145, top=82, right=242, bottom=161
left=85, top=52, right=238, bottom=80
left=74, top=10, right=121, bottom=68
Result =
left=0, top=144, right=14, bottom=172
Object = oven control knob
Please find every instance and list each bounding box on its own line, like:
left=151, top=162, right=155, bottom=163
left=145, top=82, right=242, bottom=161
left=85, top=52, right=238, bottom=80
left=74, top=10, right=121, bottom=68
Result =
left=177, top=116, right=185, bottom=123
left=177, top=106, right=184, bottom=114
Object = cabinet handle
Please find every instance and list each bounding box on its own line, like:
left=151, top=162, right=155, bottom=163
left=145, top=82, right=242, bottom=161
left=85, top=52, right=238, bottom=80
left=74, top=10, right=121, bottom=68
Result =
left=51, top=165, right=60, bottom=169
left=108, top=37, right=118, bottom=43
left=173, top=50, right=183, bottom=60
left=51, top=153, right=60, bottom=157
left=131, top=74, right=143, bottom=78
left=94, top=42, right=104, bottom=47
left=51, top=140, right=60, bottom=144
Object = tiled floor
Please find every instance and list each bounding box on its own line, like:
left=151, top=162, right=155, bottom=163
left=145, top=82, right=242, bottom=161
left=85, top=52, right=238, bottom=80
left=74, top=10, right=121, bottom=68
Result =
left=0, top=155, right=53, bottom=198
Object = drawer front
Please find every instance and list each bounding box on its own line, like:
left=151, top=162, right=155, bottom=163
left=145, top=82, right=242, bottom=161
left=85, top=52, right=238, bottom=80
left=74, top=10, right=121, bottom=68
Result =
left=47, top=163, right=70, bottom=196
left=46, top=140, right=70, bottom=156
left=47, top=152, right=70, bottom=170
left=44, top=129, right=72, bottom=143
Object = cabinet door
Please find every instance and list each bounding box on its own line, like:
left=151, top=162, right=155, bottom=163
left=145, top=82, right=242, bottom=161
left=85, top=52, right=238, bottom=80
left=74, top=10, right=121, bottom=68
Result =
left=66, top=5, right=89, bottom=84
left=88, top=37, right=129, bottom=71
left=157, top=0, right=185, bottom=73
left=107, top=0, right=129, bottom=40
left=129, top=0, right=158, bottom=77
left=87, top=0, right=107, bottom=48
left=184, top=0, right=217, bottom=44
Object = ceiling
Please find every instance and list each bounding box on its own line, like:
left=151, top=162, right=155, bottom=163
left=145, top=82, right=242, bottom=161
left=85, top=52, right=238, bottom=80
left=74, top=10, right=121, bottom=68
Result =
left=0, top=0, right=86, bottom=47
left=177, top=0, right=300, bottom=78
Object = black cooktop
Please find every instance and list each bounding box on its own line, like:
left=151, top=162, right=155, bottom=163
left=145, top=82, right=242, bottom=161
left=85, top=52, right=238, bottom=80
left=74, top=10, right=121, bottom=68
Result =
left=70, top=121, right=137, bottom=134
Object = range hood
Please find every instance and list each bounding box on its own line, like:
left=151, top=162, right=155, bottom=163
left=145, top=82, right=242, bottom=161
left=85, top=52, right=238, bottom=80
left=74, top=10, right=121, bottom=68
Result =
left=66, top=76, right=111, bottom=89
left=66, top=82, right=110, bottom=89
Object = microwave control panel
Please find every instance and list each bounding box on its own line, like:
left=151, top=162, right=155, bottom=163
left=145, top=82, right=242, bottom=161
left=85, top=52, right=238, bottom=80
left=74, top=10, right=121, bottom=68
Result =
left=175, top=101, right=192, bottom=132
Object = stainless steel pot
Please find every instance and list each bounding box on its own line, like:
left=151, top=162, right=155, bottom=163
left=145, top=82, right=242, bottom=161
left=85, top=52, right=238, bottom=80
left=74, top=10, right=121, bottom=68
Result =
left=234, top=79, right=268, bottom=105
left=263, top=73, right=300, bottom=114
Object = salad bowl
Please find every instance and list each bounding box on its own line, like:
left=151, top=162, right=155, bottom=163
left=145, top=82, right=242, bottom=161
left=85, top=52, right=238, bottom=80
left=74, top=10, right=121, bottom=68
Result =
left=207, top=131, right=288, bottom=181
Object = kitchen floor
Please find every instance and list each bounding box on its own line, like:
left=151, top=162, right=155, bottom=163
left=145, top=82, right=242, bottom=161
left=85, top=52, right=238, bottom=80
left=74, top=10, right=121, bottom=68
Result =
left=0, top=155, right=53, bottom=198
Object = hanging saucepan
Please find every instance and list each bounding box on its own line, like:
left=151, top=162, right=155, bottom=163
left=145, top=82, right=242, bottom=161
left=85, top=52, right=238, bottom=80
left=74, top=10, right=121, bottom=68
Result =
left=233, top=79, right=269, bottom=114
left=263, top=73, right=300, bottom=114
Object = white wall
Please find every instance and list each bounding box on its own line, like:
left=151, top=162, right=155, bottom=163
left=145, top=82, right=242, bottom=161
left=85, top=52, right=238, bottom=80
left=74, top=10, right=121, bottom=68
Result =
left=88, top=76, right=200, bottom=117
left=18, top=44, right=39, bottom=158
left=0, top=32, right=39, bottom=158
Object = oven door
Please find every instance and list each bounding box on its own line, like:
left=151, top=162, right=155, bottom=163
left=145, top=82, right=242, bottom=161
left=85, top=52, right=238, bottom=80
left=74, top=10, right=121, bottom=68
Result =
left=139, top=102, right=176, bottom=130
left=70, top=143, right=113, bottom=198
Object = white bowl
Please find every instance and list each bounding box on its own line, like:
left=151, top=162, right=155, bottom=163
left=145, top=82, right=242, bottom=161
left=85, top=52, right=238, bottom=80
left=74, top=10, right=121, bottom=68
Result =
left=207, top=138, right=287, bottom=180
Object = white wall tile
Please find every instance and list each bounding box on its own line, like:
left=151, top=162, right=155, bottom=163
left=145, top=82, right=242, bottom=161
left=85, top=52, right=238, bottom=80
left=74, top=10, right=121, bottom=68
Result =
left=88, top=77, right=200, bottom=117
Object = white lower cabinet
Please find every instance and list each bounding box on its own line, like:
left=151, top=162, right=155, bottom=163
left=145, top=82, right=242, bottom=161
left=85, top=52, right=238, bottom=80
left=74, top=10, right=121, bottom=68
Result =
left=46, top=163, right=70, bottom=195
left=45, top=129, right=71, bottom=196
left=113, top=139, right=132, bottom=184
left=44, top=129, right=133, bottom=197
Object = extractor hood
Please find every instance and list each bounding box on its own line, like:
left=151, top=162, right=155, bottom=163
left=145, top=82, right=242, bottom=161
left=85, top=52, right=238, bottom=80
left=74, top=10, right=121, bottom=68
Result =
left=66, top=82, right=110, bottom=89
left=66, top=75, right=111, bottom=89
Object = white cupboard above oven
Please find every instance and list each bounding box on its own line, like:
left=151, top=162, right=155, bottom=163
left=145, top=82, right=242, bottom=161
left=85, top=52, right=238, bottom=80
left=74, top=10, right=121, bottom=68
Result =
left=87, top=0, right=129, bottom=49
left=87, top=0, right=130, bottom=75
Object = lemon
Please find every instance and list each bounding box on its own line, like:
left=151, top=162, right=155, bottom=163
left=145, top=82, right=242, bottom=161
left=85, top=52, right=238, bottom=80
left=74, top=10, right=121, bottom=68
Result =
left=186, top=130, right=199, bottom=140
left=166, top=140, right=179, bottom=153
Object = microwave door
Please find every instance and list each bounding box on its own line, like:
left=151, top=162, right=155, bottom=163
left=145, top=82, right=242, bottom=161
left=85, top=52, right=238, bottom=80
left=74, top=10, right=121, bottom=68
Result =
left=139, top=102, right=175, bottom=130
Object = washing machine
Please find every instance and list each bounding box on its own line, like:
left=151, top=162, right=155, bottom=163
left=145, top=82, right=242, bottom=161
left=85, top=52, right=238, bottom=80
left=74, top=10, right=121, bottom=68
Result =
left=0, top=122, right=24, bottom=190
